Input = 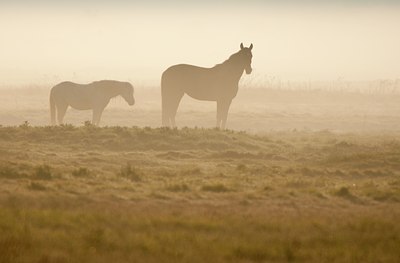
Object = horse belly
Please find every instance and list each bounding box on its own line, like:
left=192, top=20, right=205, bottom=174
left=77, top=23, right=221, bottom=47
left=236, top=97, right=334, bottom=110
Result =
left=65, top=92, right=93, bottom=110
left=183, top=78, right=221, bottom=101
left=186, top=82, right=236, bottom=101
left=186, top=88, right=218, bottom=101
left=68, top=103, right=92, bottom=110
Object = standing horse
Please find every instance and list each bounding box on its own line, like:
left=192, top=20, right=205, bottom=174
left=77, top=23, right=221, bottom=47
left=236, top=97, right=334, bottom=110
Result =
left=161, top=43, right=253, bottom=129
left=50, top=80, right=135, bottom=125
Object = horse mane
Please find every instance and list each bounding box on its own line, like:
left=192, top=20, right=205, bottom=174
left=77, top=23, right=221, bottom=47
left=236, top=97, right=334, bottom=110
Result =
left=213, top=50, right=242, bottom=69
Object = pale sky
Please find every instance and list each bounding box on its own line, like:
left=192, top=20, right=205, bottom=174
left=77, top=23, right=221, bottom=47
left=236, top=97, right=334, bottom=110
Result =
left=1, top=0, right=399, bottom=86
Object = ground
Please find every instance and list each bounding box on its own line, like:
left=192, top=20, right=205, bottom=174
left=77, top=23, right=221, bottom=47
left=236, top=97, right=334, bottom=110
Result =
left=1, top=125, right=400, bottom=262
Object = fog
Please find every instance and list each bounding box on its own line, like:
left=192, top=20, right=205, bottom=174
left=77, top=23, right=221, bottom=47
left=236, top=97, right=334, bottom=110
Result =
left=0, top=1, right=400, bottom=131
left=2, top=3, right=400, bottom=261
left=1, top=0, right=399, bottom=87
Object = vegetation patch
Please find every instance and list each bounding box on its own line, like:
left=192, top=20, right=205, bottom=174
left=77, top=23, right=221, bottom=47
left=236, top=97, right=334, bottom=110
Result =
left=1, top=126, right=400, bottom=262
left=166, top=183, right=190, bottom=192
left=201, top=183, right=230, bottom=192
left=33, top=165, right=53, bottom=180
left=0, top=165, right=28, bottom=179
left=365, top=189, right=400, bottom=202
left=232, top=245, right=273, bottom=262
left=28, top=182, right=47, bottom=191
left=72, top=167, right=91, bottom=178
left=333, top=186, right=361, bottom=203
left=180, top=167, right=202, bottom=176
left=118, top=163, right=142, bottom=182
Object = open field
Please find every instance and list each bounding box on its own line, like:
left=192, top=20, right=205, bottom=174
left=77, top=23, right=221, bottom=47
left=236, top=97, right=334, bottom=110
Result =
left=2, top=0, right=400, bottom=261
left=1, top=87, right=400, bottom=132
left=1, top=125, right=400, bottom=262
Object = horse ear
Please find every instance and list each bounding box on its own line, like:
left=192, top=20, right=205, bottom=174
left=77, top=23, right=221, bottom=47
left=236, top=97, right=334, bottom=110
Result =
left=240, top=43, right=244, bottom=50
left=249, top=43, right=253, bottom=50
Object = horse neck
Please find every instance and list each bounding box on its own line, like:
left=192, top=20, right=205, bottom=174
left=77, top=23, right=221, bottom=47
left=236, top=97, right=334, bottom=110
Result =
left=101, top=84, right=123, bottom=99
left=219, top=60, right=245, bottom=82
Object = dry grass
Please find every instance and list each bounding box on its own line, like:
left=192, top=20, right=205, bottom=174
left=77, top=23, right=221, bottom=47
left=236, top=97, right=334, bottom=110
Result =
left=1, top=126, right=400, bottom=262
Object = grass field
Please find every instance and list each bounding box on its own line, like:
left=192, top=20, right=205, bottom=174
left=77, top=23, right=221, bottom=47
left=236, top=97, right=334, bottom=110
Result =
left=1, top=87, right=400, bottom=132
left=1, top=125, right=400, bottom=262
left=2, top=0, right=400, bottom=261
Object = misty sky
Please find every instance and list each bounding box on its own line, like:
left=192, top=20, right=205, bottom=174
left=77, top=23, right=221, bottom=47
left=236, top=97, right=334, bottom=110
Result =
left=1, top=0, right=400, bottom=86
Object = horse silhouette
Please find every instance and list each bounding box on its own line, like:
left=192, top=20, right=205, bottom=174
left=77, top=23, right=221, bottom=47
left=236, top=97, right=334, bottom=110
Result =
left=50, top=80, right=135, bottom=125
left=161, top=43, right=253, bottom=129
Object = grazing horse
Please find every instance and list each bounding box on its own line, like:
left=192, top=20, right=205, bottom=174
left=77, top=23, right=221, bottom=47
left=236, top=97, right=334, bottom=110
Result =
left=50, top=80, right=135, bottom=125
left=161, top=43, right=253, bottom=129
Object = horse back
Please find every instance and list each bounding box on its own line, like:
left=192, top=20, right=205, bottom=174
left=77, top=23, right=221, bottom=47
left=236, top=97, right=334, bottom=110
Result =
left=51, top=82, right=94, bottom=110
left=162, top=64, right=238, bottom=101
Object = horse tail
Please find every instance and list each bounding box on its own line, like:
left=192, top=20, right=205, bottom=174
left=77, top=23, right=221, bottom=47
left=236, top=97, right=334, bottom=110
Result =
left=161, top=72, right=169, bottom=126
left=50, top=88, right=56, bottom=125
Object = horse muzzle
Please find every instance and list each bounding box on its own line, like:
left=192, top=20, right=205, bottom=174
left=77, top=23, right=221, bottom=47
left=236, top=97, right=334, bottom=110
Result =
left=245, top=67, right=253, bottom=74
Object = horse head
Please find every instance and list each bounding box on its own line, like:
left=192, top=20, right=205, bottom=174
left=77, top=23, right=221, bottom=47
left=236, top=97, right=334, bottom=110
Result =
left=239, top=43, right=253, bottom=74
left=121, top=82, right=135, bottom=106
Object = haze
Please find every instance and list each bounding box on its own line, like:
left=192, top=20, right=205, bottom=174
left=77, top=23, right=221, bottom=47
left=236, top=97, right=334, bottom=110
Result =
left=1, top=0, right=399, bottom=87
left=2, top=3, right=400, bottom=262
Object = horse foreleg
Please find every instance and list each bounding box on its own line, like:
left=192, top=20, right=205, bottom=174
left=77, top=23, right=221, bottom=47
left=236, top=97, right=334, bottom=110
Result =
left=217, top=99, right=232, bottom=130
left=162, top=106, right=170, bottom=127
left=57, top=103, right=68, bottom=125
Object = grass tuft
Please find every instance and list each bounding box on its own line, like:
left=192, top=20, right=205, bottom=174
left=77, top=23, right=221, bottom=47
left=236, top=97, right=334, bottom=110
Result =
left=335, top=186, right=351, bottom=197
left=28, top=182, right=47, bottom=191
left=236, top=164, right=247, bottom=171
left=34, top=165, right=52, bottom=180
left=0, top=165, right=27, bottom=179
left=119, top=163, right=142, bottom=182
left=72, top=167, right=91, bottom=178
left=166, top=183, right=190, bottom=192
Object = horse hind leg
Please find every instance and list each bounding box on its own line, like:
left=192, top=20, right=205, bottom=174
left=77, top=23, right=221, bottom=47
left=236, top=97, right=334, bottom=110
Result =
left=216, top=103, right=222, bottom=129
left=161, top=86, right=170, bottom=127
left=162, top=104, right=170, bottom=127
left=50, top=94, right=56, bottom=125
left=92, top=107, right=105, bottom=126
left=162, top=91, right=184, bottom=128
left=168, top=92, right=184, bottom=128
